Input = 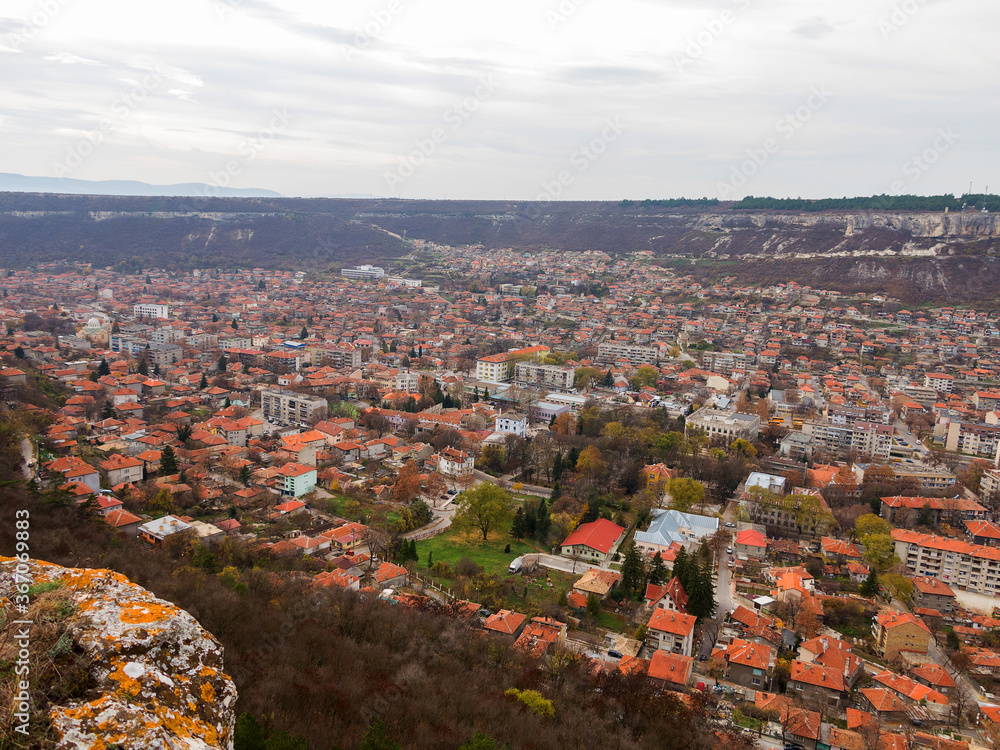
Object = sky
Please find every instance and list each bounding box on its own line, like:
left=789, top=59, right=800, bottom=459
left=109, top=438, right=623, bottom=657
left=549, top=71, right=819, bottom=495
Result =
left=1, top=0, right=996, bottom=200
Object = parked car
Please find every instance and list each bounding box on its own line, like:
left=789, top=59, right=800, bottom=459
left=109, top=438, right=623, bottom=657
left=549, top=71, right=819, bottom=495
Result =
left=607, top=649, right=623, bottom=659
left=726, top=547, right=733, bottom=554
left=725, top=522, right=735, bottom=528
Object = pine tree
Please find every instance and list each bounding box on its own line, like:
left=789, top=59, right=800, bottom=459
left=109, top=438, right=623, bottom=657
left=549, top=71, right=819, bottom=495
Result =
left=860, top=569, right=879, bottom=598
left=535, top=501, right=551, bottom=543
left=671, top=546, right=689, bottom=589
left=410, top=540, right=419, bottom=562
left=199, top=373, right=208, bottom=390
left=483, top=388, right=491, bottom=402
left=160, top=445, right=178, bottom=475
left=102, top=400, right=115, bottom=419
left=601, top=370, right=614, bottom=387
left=239, top=464, right=252, bottom=485
left=98, top=358, right=111, bottom=376
left=648, top=552, right=667, bottom=586
left=524, top=503, right=537, bottom=535
left=567, top=446, right=580, bottom=470
left=511, top=506, right=526, bottom=539
left=217, top=355, right=227, bottom=372
left=13, top=345, right=25, bottom=359
left=620, top=541, right=645, bottom=599
left=137, top=358, right=148, bottom=376
left=550, top=481, right=560, bottom=500
left=299, top=326, right=308, bottom=340
left=687, top=559, right=716, bottom=619
left=552, top=452, right=563, bottom=482
left=231, top=318, right=238, bottom=330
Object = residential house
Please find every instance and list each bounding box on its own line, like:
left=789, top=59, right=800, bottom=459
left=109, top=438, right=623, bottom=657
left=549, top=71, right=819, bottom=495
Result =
left=909, top=576, right=957, bottom=614
left=712, top=638, right=775, bottom=690
left=644, top=577, right=689, bottom=614
left=646, top=609, right=697, bottom=657
left=789, top=660, right=849, bottom=710
left=99, top=454, right=143, bottom=487
left=872, top=610, right=931, bottom=662
left=276, top=463, right=317, bottom=497
left=559, top=519, right=626, bottom=565
left=483, top=610, right=527, bottom=640
left=138, top=515, right=191, bottom=545
left=372, top=561, right=408, bottom=588
left=647, top=650, right=693, bottom=691
left=633, top=509, right=719, bottom=558
left=438, top=447, right=474, bottom=477
left=734, top=528, right=767, bottom=560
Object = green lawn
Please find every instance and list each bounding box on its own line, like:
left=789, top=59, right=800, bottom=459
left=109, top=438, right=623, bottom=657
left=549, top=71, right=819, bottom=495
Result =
left=414, top=527, right=540, bottom=574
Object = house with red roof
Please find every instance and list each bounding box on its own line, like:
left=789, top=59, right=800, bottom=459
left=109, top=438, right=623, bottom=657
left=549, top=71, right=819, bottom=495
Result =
left=872, top=610, right=931, bottom=661
left=789, top=659, right=848, bottom=709
left=483, top=610, right=527, bottom=640
left=734, top=528, right=767, bottom=560
left=712, top=638, right=775, bottom=690
left=646, top=650, right=693, bottom=691
left=99, top=454, right=143, bottom=487
left=908, top=576, right=956, bottom=614
left=559, top=518, right=626, bottom=565
left=644, top=576, right=689, bottom=614
left=276, top=462, right=317, bottom=497
left=645, top=609, right=697, bottom=657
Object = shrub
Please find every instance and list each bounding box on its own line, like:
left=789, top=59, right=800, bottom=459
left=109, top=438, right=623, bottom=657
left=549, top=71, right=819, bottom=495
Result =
left=505, top=688, right=555, bottom=717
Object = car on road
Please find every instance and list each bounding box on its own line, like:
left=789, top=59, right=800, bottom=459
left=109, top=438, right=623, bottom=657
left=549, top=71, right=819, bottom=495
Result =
left=607, top=649, right=623, bottom=659
left=447, top=489, right=457, bottom=495
left=725, top=522, right=735, bottom=528
left=726, top=546, right=733, bottom=554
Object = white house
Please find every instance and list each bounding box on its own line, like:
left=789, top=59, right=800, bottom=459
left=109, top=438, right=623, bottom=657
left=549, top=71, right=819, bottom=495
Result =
left=496, top=412, right=527, bottom=438
left=646, top=609, right=697, bottom=657
left=277, top=462, right=317, bottom=497
left=438, top=447, right=474, bottom=477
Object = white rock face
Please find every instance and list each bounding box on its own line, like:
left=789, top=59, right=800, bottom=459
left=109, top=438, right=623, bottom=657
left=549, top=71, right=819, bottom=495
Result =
left=0, top=558, right=237, bottom=750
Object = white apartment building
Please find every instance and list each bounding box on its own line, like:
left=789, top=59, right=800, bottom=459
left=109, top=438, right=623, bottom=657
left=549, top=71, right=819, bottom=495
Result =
left=513, top=362, right=576, bottom=392
left=685, top=409, right=760, bottom=441
left=496, top=412, right=527, bottom=438
left=894, top=529, right=1000, bottom=596
left=597, top=342, right=659, bottom=367
left=341, top=265, right=385, bottom=280
left=133, top=303, right=169, bottom=319
left=924, top=373, right=955, bottom=394
left=261, top=389, right=328, bottom=427
left=945, top=421, right=1000, bottom=459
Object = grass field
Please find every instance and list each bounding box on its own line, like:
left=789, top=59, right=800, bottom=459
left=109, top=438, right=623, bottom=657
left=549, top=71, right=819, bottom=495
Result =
left=414, top=527, right=541, bottom=574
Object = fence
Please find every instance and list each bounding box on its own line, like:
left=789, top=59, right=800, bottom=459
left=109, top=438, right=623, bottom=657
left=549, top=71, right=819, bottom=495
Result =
left=412, top=573, right=456, bottom=600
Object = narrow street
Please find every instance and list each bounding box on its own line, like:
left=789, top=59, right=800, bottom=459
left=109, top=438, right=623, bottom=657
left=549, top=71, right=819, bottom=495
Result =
left=20, top=437, right=33, bottom=479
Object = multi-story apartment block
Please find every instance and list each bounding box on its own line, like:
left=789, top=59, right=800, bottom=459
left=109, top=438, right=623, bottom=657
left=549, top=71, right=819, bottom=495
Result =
left=981, top=469, right=1000, bottom=503
left=893, top=528, right=1000, bottom=596
left=851, top=422, right=894, bottom=460
left=890, top=464, right=958, bottom=492
left=276, top=462, right=317, bottom=497
left=310, top=343, right=362, bottom=369
left=475, top=345, right=550, bottom=383
left=872, top=610, right=931, bottom=661
left=261, top=389, right=328, bottom=427
left=597, top=342, right=659, bottom=367
left=880, top=496, right=987, bottom=525
left=700, top=351, right=754, bottom=375
left=945, top=421, right=1000, bottom=459
left=513, top=361, right=576, bottom=392
left=924, top=372, right=955, bottom=393
left=133, top=303, right=169, bottom=319
left=341, top=264, right=385, bottom=280
left=686, top=409, right=760, bottom=442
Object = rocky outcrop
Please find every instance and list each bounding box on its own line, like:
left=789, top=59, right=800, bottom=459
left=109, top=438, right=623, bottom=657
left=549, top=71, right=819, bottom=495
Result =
left=0, top=558, right=236, bottom=750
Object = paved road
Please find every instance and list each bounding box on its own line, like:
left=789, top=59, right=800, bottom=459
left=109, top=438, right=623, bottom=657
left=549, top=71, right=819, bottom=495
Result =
left=472, top=470, right=552, bottom=498
left=698, top=501, right=737, bottom=660
left=533, top=553, right=603, bottom=576
left=20, top=438, right=33, bottom=479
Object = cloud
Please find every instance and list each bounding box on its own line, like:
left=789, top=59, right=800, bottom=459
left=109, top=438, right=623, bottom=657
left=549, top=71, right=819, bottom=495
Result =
left=44, top=52, right=105, bottom=66
left=792, top=16, right=836, bottom=39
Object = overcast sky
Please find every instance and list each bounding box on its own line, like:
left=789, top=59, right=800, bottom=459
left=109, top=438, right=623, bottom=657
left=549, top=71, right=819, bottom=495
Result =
left=1, top=0, right=995, bottom=200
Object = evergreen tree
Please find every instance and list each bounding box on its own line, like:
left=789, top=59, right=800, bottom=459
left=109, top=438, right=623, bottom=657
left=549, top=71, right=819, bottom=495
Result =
left=299, top=326, right=308, bottom=340
left=552, top=452, right=563, bottom=481
left=550, top=481, right=560, bottom=500
left=473, top=386, right=480, bottom=403
left=418, top=345, right=423, bottom=358
left=535, top=501, right=551, bottom=543
left=523, top=503, right=537, bottom=535
left=14, top=345, right=25, bottom=359
left=619, top=541, right=645, bottom=598
left=567, top=446, right=580, bottom=470
left=919, top=502, right=934, bottom=527
left=860, top=569, right=880, bottom=598
left=601, top=370, right=614, bottom=387
left=224, top=396, right=231, bottom=407
left=359, top=717, right=401, bottom=750
left=389, top=341, right=397, bottom=352
left=511, top=506, right=526, bottom=539
left=160, top=445, right=178, bottom=475
left=239, top=464, right=252, bottom=485
left=410, top=347, right=417, bottom=358
left=648, top=552, right=667, bottom=586
left=687, top=559, right=716, bottom=619
left=231, top=318, right=238, bottom=330
left=102, top=400, right=115, bottom=419
left=199, top=372, right=208, bottom=390
left=98, top=358, right=111, bottom=376
left=483, top=388, right=490, bottom=402
left=410, top=539, right=419, bottom=562
left=137, top=358, right=148, bottom=376
left=671, top=546, right=689, bottom=589
left=217, top=354, right=227, bottom=372
left=212, top=313, right=219, bottom=322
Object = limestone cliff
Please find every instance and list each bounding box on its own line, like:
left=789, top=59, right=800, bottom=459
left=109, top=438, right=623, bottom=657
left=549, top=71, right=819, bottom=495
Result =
left=0, top=558, right=236, bottom=750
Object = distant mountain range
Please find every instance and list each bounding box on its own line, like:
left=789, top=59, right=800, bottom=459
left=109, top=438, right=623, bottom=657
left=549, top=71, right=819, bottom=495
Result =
left=0, top=173, right=282, bottom=198
left=0, top=190, right=998, bottom=304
